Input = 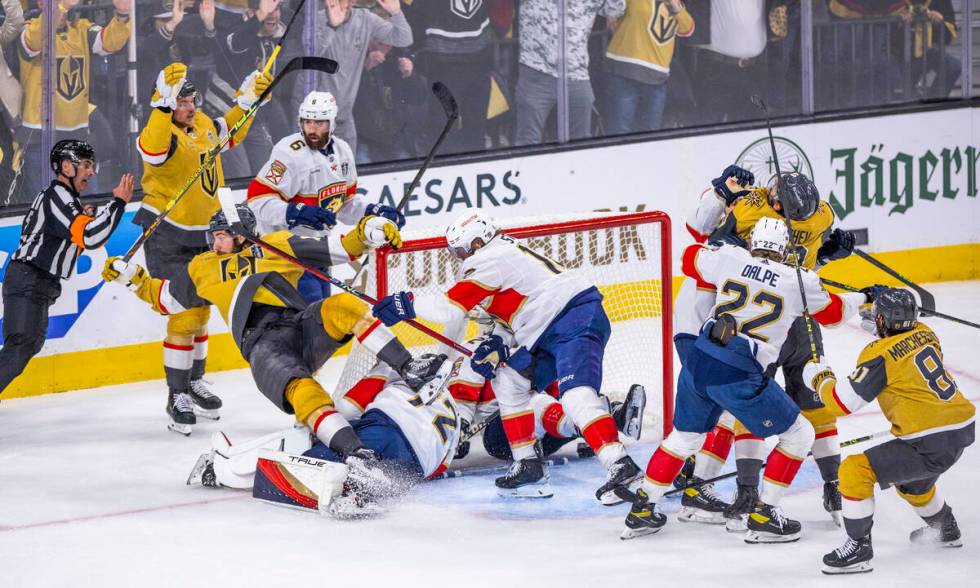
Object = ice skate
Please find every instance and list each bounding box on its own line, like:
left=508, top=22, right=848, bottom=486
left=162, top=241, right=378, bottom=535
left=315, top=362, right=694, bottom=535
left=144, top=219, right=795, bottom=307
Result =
left=745, top=502, right=802, bottom=543
left=167, top=388, right=196, bottom=436
left=596, top=455, right=642, bottom=506
left=823, top=479, right=842, bottom=526
left=188, top=379, right=222, bottom=420
left=822, top=535, right=873, bottom=574
left=621, top=490, right=667, bottom=540
left=678, top=478, right=731, bottom=524
left=495, top=457, right=553, bottom=498
left=910, top=509, right=963, bottom=548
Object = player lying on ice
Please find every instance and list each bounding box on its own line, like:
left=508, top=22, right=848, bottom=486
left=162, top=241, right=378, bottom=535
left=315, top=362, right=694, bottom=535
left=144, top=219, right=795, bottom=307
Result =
left=621, top=217, right=874, bottom=543
left=673, top=164, right=859, bottom=529
left=371, top=212, right=644, bottom=502
left=801, top=288, right=975, bottom=574
left=101, top=204, right=447, bottom=502
left=447, top=325, right=646, bottom=483
left=186, top=355, right=460, bottom=517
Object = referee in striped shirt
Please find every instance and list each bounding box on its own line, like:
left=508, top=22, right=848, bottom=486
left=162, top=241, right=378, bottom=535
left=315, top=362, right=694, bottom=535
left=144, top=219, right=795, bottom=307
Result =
left=0, top=140, right=134, bottom=394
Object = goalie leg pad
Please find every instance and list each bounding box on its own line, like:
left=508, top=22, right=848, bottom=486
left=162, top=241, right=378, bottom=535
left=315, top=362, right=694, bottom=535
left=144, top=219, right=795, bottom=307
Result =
left=252, top=449, right=349, bottom=514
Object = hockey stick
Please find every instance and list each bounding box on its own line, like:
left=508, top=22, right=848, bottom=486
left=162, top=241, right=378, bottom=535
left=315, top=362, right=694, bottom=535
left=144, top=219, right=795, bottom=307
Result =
left=821, top=278, right=980, bottom=330
left=750, top=95, right=821, bottom=364
left=663, top=429, right=891, bottom=497
left=217, top=190, right=473, bottom=357
left=121, top=53, right=339, bottom=263
left=348, top=83, right=459, bottom=284
left=435, top=455, right=579, bottom=480
left=462, top=409, right=500, bottom=441
left=852, top=249, right=937, bottom=313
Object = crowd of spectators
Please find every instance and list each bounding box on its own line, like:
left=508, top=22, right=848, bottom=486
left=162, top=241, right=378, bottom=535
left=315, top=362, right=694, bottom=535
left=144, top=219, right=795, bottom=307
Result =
left=0, top=0, right=968, bottom=205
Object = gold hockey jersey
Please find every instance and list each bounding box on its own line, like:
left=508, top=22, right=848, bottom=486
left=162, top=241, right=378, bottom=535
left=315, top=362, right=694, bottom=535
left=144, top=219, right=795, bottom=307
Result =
left=846, top=323, right=974, bottom=439
left=605, top=0, right=694, bottom=83
left=135, top=105, right=255, bottom=246
left=132, top=231, right=354, bottom=348
left=19, top=15, right=130, bottom=130
left=731, top=187, right=835, bottom=270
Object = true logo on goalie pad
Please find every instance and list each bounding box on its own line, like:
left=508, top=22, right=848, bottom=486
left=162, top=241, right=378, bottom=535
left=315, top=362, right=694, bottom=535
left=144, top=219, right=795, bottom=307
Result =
left=252, top=450, right=347, bottom=513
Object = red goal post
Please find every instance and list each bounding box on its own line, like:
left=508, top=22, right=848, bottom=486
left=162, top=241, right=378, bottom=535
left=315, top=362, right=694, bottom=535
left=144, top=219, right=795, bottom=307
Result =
left=339, top=211, right=674, bottom=439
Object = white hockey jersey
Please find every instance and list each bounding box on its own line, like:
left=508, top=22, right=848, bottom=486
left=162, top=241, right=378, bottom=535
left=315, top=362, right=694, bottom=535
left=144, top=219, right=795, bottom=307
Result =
left=247, top=132, right=366, bottom=237
left=414, top=234, right=591, bottom=350
left=675, top=187, right=727, bottom=337
left=682, top=243, right=865, bottom=367
left=335, top=364, right=461, bottom=478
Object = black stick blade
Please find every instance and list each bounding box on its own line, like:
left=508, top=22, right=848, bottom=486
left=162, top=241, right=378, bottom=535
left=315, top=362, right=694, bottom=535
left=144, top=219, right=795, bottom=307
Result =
left=750, top=94, right=768, bottom=113
left=432, top=82, right=460, bottom=119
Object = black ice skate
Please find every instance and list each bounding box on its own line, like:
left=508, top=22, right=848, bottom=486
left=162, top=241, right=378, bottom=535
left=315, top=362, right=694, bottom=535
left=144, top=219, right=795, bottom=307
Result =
left=621, top=489, right=667, bottom=540
left=167, top=388, right=196, bottom=436
left=678, top=478, right=731, bottom=524
left=822, top=535, right=873, bottom=574
left=724, top=482, right=759, bottom=532
left=612, top=384, right=646, bottom=440
left=596, top=455, right=642, bottom=506
left=745, top=502, right=802, bottom=543
left=672, top=455, right=696, bottom=490
left=400, top=353, right=447, bottom=392
left=495, top=455, right=554, bottom=499
left=188, top=379, right=222, bottom=420
left=186, top=452, right=218, bottom=487
left=910, top=508, right=963, bottom=548
left=823, top=480, right=842, bottom=526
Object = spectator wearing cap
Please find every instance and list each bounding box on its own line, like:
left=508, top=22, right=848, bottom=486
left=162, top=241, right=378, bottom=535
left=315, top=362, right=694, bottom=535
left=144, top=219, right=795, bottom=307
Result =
left=301, top=0, right=413, bottom=154
left=16, top=0, right=132, bottom=200
left=603, top=0, right=693, bottom=135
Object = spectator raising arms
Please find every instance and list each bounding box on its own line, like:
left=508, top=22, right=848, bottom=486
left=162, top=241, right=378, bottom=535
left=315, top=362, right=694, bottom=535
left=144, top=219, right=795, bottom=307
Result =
left=603, top=0, right=693, bottom=134
left=300, top=0, right=412, bottom=155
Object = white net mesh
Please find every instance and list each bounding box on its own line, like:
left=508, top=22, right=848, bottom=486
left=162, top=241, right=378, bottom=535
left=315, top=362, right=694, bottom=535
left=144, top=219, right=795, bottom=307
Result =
left=336, top=211, right=673, bottom=437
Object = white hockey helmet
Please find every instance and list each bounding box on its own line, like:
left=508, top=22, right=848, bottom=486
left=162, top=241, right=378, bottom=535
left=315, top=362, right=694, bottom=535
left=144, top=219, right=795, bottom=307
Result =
left=750, top=217, right=790, bottom=260
left=446, top=212, right=497, bottom=259
left=297, top=91, right=338, bottom=131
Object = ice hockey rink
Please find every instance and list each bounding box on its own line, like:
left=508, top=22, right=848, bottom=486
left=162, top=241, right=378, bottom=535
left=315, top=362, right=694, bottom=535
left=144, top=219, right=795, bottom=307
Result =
left=1, top=281, right=978, bottom=587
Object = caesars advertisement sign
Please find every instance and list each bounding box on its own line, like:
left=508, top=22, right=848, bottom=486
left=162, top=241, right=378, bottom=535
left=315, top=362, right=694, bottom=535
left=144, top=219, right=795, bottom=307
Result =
left=1, top=106, right=977, bottom=356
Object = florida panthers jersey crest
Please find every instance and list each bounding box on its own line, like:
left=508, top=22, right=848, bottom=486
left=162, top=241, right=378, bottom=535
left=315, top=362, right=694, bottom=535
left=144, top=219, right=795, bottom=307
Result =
left=247, top=132, right=363, bottom=237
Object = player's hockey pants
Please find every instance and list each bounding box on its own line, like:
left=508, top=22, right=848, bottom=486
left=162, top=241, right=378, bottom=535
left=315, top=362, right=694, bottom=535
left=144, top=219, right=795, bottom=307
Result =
left=305, top=408, right=425, bottom=481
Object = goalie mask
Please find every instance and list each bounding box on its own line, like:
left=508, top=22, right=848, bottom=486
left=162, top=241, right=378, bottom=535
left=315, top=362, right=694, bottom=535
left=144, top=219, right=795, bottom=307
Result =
left=298, top=91, right=338, bottom=149
left=446, top=212, right=497, bottom=259
left=749, top=217, right=790, bottom=261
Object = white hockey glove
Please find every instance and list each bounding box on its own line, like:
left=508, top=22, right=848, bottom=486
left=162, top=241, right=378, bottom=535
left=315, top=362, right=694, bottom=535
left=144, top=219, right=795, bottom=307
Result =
left=102, top=257, right=148, bottom=291
left=150, top=62, right=188, bottom=110
left=235, top=70, right=273, bottom=110
left=341, top=215, right=403, bottom=257
left=802, top=360, right=836, bottom=402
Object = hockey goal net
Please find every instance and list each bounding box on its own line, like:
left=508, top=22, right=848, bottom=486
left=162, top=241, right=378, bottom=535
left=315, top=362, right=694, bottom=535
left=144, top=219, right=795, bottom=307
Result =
left=336, top=211, right=674, bottom=439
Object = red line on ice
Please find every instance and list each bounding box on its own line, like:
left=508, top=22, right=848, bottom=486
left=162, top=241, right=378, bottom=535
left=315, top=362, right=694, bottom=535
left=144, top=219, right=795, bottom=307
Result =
left=0, top=494, right=248, bottom=532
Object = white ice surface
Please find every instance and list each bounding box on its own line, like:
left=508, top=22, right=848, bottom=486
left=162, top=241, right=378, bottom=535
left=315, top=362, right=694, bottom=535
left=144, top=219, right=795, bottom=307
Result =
left=2, top=281, right=979, bottom=587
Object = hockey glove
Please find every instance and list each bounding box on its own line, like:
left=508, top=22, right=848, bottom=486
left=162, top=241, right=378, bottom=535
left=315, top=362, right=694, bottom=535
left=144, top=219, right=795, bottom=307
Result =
left=150, top=62, right=188, bottom=110
left=816, top=228, right=855, bottom=265
left=372, top=291, right=415, bottom=327
left=102, top=257, right=148, bottom=291
left=364, top=203, right=406, bottom=229
left=286, top=202, right=336, bottom=230
left=235, top=70, right=273, bottom=110
left=471, top=334, right=510, bottom=380
left=711, top=165, right=755, bottom=206
left=802, top=360, right=836, bottom=406
left=341, top=215, right=403, bottom=257
left=861, top=284, right=888, bottom=304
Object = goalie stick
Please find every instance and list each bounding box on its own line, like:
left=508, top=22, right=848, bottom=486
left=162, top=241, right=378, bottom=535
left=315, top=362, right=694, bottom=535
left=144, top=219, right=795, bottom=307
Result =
left=121, top=37, right=337, bottom=261
left=216, top=189, right=474, bottom=357
left=663, top=429, right=891, bottom=497
left=349, top=82, right=460, bottom=284
left=821, top=278, right=980, bottom=330
left=750, top=94, right=821, bottom=364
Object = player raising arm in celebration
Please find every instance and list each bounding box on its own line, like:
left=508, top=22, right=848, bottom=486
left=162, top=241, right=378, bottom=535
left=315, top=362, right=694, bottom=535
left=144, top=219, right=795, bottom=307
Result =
left=246, top=91, right=404, bottom=302
left=134, top=61, right=272, bottom=431
left=804, top=288, right=975, bottom=574
left=371, top=212, right=643, bottom=503
left=102, top=204, right=444, bottom=462
left=622, top=218, right=871, bottom=542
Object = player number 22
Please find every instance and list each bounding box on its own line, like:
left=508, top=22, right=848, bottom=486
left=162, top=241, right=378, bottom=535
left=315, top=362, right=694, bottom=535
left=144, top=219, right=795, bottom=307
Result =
left=715, top=280, right=784, bottom=342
